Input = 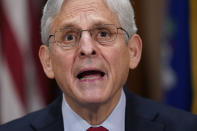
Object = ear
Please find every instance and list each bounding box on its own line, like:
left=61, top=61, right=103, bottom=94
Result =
left=128, top=34, right=142, bottom=69
left=39, top=45, right=54, bottom=79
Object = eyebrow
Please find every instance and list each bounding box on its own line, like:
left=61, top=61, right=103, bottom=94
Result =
left=59, top=23, right=78, bottom=30
left=58, top=21, right=112, bottom=30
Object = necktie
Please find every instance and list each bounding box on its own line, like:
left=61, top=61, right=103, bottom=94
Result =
left=86, top=126, right=108, bottom=131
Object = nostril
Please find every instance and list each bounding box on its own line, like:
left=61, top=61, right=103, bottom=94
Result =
left=80, top=50, right=96, bottom=56
left=80, top=52, right=85, bottom=56
left=92, top=50, right=96, bottom=55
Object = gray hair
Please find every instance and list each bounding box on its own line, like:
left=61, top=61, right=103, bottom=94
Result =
left=41, top=0, right=137, bottom=45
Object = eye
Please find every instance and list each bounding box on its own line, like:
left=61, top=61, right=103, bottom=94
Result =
left=98, top=31, right=109, bottom=37
left=97, top=29, right=110, bottom=38
left=95, top=28, right=112, bottom=42
left=64, top=33, right=76, bottom=41
left=57, top=30, right=78, bottom=45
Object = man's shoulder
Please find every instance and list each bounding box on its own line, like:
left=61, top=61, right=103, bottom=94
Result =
left=0, top=110, right=44, bottom=130
left=125, top=89, right=197, bottom=130
left=0, top=96, right=63, bottom=131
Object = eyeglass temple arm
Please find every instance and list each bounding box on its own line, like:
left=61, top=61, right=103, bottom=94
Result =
left=117, top=27, right=129, bottom=38
left=47, top=34, right=54, bottom=44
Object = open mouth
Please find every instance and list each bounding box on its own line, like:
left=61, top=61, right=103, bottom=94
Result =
left=76, top=70, right=105, bottom=80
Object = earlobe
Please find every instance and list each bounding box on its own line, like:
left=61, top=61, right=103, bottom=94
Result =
left=128, top=34, right=142, bottom=69
left=39, top=45, right=54, bottom=79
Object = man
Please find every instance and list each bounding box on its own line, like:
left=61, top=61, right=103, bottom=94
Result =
left=0, top=0, right=197, bottom=131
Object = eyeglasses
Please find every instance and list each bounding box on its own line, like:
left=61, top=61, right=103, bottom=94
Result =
left=48, top=24, right=129, bottom=49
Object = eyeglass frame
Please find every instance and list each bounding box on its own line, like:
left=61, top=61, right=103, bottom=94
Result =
left=48, top=24, right=129, bottom=49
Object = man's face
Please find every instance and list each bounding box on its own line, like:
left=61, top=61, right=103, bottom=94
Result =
left=40, top=0, right=141, bottom=107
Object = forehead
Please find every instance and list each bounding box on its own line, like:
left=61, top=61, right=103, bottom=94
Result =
left=51, top=0, right=120, bottom=31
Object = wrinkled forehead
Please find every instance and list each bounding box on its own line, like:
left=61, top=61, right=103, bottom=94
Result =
left=51, top=0, right=120, bottom=31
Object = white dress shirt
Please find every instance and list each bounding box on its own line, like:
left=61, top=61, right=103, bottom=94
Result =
left=62, top=89, right=126, bottom=131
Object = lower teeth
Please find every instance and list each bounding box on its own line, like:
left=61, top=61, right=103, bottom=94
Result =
left=81, top=75, right=102, bottom=80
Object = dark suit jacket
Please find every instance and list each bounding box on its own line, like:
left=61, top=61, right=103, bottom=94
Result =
left=1, top=89, right=197, bottom=131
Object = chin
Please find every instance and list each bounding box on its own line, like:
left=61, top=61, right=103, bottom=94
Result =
left=78, top=94, right=109, bottom=105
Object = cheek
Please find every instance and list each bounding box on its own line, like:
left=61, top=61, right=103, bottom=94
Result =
left=109, top=43, right=129, bottom=67
left=103, top=44, right=130, bottom=80
left=51, top=50, right=75, bottom=82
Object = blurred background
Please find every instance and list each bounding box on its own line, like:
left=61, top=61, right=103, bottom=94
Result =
left=0, top=0, right=197, bottom=124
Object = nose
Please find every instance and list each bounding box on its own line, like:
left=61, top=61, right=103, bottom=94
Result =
left=78, top=31, right=97, bottom=57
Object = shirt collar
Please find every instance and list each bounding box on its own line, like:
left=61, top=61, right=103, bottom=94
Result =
left=62, top=89, right=126, bottom=131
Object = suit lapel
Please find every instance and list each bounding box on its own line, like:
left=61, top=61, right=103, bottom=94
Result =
left=124, top=88, right=164, bottom=131
left=125, top=112, right=164, bottom=131
left=30, top=96, right=64, bottom=131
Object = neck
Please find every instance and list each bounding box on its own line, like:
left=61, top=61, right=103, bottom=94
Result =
left=65, top=90, right=122, bottom=125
